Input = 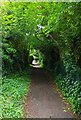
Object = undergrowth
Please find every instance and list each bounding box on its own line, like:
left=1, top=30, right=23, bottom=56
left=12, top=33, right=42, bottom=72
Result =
left=2, top=70, right=31, bottom=118
left=50, top=66, right=81, bottom=117
left=55, top=74, right=81, bottom=116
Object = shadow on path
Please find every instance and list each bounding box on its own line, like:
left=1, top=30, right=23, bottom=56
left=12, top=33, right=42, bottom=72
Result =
left=23, top=67, right=76, bottom=118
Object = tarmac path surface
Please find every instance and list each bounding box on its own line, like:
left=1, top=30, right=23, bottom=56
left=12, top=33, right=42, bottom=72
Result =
left=23, top=66, right=76, bottom=118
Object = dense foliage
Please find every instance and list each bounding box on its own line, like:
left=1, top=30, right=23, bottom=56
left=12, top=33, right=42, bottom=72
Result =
left=2, top=71, right=31, bottom=118
left=1, top=1, right=81, bottom=117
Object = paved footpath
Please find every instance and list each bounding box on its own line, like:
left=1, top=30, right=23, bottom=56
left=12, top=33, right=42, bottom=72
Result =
left=23, top=67, right=77, bottom=118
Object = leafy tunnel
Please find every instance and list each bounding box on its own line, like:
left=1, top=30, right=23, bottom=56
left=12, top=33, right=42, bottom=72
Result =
left=1, top=1, right=81, bottom=117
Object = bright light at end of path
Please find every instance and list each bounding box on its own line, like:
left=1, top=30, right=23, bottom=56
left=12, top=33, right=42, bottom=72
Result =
left=32, top=60, right=42, bottom=68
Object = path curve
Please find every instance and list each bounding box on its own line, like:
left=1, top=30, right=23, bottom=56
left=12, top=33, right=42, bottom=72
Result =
left=23, top=67, right=76, bottom=118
